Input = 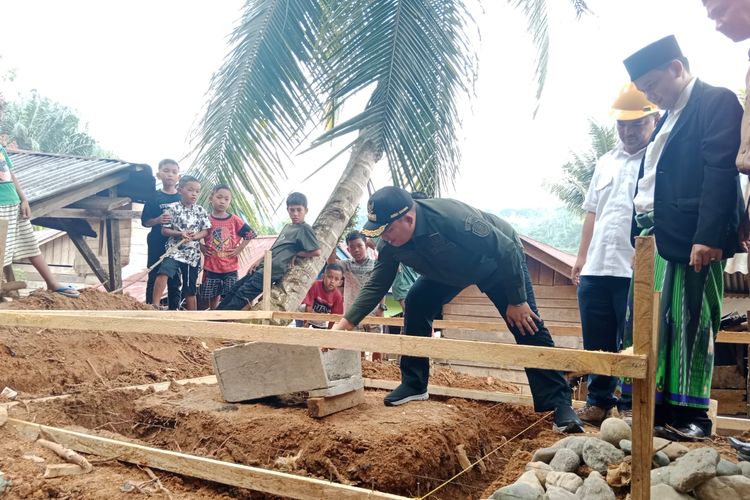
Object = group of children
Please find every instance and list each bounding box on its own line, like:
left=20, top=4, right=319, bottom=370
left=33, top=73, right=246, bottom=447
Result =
left=142, top=160, right=258, bottom=310
left=142, top=159, right=385, bottom=322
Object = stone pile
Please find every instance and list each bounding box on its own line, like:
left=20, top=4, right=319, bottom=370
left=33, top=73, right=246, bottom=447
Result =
left=486, top=418, right=750, bottom=499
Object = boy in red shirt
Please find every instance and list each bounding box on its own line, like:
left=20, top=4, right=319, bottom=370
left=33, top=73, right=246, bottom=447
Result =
left=200, top=184, right=257, bottom=309
left=302, top=263, right=344, bottom=329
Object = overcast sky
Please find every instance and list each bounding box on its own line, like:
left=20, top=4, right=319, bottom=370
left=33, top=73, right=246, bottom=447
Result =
left=0, top=0, right=747, bottom=222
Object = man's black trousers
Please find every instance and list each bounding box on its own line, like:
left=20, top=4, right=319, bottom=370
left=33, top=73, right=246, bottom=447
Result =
left=401, top=261, right=572, bottom=412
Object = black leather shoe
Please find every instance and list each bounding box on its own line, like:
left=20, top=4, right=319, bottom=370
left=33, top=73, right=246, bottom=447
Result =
left=654, top=423, right=707, bottom=441
left=738, top=450, right=750, bottom=462
left=553, top=405, right=585, bottom=434
left=729, top=436, right=750, bottom=454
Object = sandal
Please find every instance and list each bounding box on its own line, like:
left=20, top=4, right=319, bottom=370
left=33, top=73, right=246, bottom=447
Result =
left=54, top=286, right=80, bottom=298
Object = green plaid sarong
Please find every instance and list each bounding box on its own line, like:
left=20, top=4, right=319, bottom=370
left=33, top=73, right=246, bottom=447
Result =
left=621, top=213, right=723, bottom=410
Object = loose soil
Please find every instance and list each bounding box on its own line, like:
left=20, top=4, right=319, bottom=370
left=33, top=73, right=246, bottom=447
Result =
left=0, top=289, right=745, bottom=499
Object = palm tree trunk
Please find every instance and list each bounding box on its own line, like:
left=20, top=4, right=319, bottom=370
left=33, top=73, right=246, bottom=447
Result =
left=263, top=136, right=382, bottom=313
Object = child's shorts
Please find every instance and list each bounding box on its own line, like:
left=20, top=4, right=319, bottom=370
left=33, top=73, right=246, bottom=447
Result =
left=158, top=257, right=200, bottom=296
left=199, top=270, right=238, bottom=300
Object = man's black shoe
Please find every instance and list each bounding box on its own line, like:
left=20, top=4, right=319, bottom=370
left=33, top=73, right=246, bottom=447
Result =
left=729, top=436, right=750, bottom=454
left=738, top=450, right=750, bottom=462
left=383, top=384, right=429, bottom=406
left=654, top=423, right=707, bottom=442
left=553, top=405, right=585, bottom=433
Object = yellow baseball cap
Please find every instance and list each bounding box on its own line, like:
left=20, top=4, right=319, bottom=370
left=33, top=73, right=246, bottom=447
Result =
left=610, top=82, right=659, bottom=121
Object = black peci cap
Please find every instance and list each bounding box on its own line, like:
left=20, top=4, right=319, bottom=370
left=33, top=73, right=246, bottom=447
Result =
left=624, top=35, right=683, bottom=81
left=361, top=186, right=415, bottom=237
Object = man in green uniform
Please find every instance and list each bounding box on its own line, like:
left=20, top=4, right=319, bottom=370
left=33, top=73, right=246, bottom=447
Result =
left=332, top=187, right=584, bottom=433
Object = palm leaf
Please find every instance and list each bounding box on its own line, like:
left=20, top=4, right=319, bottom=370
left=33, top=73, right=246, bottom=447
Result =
left=190, top=0, right=324, bottom=220
left=309, top=0, right=478, bottom=197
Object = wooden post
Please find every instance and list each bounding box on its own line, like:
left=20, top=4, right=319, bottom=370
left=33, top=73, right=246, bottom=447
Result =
left=262, top=250, right=272, bottom=312
left=68, top=232, right=110, bottom=289
left=105, top=190, right=122, bottom=292
left=630, top=236, right=659, bottom=500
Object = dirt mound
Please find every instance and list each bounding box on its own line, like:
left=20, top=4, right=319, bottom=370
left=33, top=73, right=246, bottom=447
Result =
left=16, top=384, right=558, bottom=499
left=363, top=360, right=521, bottom=393
left=0, top=289, right=219, bottom=398
left=0, top=288, right=153, bottom=311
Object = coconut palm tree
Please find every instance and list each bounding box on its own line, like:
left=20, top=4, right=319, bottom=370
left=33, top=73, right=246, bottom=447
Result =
left=191, top=0, right=589, bottom=312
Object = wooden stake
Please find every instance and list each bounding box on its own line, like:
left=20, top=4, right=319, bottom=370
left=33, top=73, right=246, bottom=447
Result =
left=307, top=388, right=366, bottom=418
left=0, top=218, right=8, bottom=293
left=630, top=236, right=659, bottom=500
left=7, top=418, right=406, bottom=499
left=0, top=311, right=648, bottom=378
left=262, top=250, right=272, bottom=313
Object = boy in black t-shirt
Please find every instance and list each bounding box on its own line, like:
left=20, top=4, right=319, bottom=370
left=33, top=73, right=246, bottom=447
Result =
left=217, top=192, right=321, bottom=310
left=141, top=159, right=182, bottom=308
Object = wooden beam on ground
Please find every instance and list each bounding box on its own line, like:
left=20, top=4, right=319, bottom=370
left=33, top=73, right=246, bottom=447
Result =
left=43, top=208, right=141, bottom=220
left=630, top=236, right=659, bottom=500
left=30, top=172, right=130, bottom=218
left=716, top=415, right=750, bottom=433
left=67, top=232, right=110, bottom=290
left=0, top=311, right=648, bottom=378
left=363, top=378, right=586, bottom=408
left=307, top=388, right=366, bottom=418
left=5, top=418, right=406, bottom=500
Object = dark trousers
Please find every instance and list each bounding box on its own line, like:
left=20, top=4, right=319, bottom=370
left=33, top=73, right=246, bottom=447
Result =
left=577, top=275, right=630, bottom=410
left=145, top=248, right=181, bottom=310
left=402, top=261, right=572, bottom=412
left=217, top=270, right=271, bottom=310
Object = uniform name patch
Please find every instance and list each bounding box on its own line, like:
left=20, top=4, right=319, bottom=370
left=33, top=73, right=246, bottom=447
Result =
left=465, top=215, right=490, bottom=237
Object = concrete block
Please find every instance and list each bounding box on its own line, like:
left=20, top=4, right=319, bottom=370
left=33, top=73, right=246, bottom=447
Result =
left=321, top=349, right=361, bottom=381
left=212, top=342, right=329, bottom=402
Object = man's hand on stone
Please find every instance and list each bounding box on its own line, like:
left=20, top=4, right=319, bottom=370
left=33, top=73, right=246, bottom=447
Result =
left=506, top=302, right=540, bottom=335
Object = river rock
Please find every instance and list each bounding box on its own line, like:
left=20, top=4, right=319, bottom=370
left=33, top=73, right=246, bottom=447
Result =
left=582, top=438, right=625, bottom=473
left=738, top=461, right=750, bottom=478
left=489, top=482, right=544, bottom=500
left=662, top=442, right=689, bottom=461
left=599, top=417, right=631, bottom=446
left=651, top=483, right=694, bottom=499
left=694, top=475, right=750, bottom=500
left=545, top=471, right=582, bottom=493
left=575, top=471, right=615, bottom=500
left=549, top=448, right=580, bottom=473
left=652, top=466, right=672, bottom=486
left=653, top=451, right=671, bottom=467
left=516, top=471, right=545, bottom=496
left=524, top=462, right=552, bottom=486
left=716, top=460, right=742, bottom=477
left=563, top=436, right=590, bottom=457
left=619, top=439, right=632, bottom=454
left=532, top=447, right=558, bottom=464
left=668, top=447, right=719, bottom=493
left=544, top=486, right=577, bottom=500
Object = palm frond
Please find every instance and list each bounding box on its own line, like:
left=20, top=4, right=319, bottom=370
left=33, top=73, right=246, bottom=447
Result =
left=546, top=119, right=616, bottom=216
left=190, top=0, right=324, bottom=220
left=309, top=0, right=478, bottom=197
left=508, top=0, right=549, bottom=114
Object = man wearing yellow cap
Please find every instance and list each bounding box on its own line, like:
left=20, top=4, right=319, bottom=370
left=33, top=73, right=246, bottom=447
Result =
left=622, top=35, right=744, bottom=440
left=571, top=84, right=659, bottom=425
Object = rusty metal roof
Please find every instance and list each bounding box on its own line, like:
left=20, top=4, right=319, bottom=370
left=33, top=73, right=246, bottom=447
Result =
left=7, top=149, right=151, bottom=203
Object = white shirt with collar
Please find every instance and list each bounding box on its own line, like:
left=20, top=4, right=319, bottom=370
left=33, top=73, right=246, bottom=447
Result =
left=633, top=77, right=697, bottom=214
left=581, top=143, right=646, bottom=277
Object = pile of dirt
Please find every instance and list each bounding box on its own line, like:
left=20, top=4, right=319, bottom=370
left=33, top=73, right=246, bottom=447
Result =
left=10, top=383, right=559, bottom=499
left=0, top=289, right=221, bottom=398
left=363, top=360, right=521, bottom=393
left=0, top=288, right=153, bottom=311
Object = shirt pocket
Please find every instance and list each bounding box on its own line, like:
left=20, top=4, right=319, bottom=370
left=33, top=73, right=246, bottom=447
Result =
left=595, top=171, right=614, bottom=191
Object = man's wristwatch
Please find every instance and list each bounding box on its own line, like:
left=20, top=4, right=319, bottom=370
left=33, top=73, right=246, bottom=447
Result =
left=377, top=303, right=388, bottom=311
